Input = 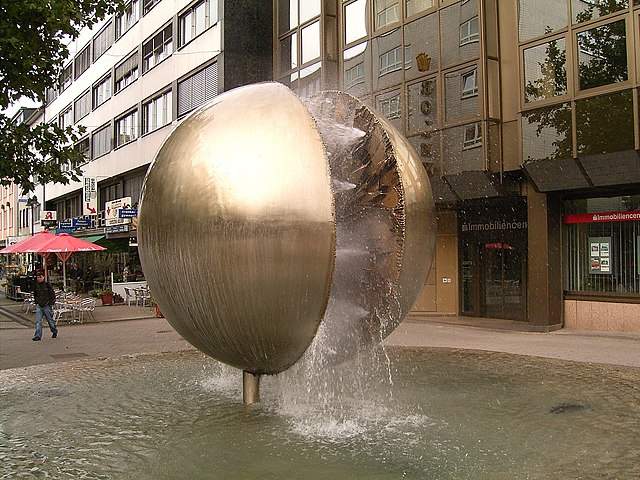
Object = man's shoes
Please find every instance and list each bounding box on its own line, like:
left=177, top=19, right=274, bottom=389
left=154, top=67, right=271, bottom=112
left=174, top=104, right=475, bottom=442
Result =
left=32, top=336, right=41, bottom=341
left=52, top=331, right=57, bottom=338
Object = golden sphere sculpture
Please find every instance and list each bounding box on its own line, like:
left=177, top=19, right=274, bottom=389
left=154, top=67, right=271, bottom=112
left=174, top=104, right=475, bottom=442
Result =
left=138, top=83, right=434, bottom=377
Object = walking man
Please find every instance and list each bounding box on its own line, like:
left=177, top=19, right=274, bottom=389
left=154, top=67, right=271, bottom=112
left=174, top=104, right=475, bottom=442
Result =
left=32, top=270, right=58, bottom=341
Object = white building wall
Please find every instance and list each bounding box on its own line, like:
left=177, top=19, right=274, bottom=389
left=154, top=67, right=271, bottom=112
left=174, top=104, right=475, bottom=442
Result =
left=44, top=0, right=222, bottom=203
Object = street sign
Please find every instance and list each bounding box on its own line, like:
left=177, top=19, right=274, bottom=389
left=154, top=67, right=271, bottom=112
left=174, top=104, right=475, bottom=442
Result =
left=41, top=210, right=57, bottom=228
left=72, top=218, right=92, bottom=228
left=118, top=208, right=138, bottom=218
left=83, top=177, right=98, bottom=215
left=59, top=219, right=73, bottom=229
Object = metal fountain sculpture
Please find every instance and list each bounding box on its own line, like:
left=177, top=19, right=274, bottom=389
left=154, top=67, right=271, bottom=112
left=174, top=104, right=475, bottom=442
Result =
left=138, top=83, right=435, bottom=404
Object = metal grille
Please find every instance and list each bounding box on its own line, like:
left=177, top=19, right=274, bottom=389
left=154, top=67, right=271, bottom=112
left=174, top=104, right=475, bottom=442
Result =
left=564, top=221, right=640, bottom=295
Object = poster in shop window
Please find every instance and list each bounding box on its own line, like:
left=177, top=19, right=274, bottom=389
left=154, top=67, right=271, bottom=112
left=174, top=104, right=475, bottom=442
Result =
left=589, top=237, right=611, bottom=274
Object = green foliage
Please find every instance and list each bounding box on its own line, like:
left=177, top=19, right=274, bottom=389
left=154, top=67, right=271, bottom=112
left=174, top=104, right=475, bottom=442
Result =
left=0, top=0, right=124, bottom=193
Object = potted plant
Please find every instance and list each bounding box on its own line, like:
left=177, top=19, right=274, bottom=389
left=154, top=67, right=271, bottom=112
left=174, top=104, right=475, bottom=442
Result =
left=99, top=288, right=114, bottom=305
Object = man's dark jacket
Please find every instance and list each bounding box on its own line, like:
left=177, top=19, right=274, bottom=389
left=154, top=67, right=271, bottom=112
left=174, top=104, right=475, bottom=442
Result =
left=33, top=281, right=56, bottom=307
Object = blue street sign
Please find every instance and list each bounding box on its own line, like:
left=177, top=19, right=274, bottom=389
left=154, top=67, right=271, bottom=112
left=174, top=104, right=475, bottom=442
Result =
left=59, top=220, right=73, bottom=228
left=73, top=218, right=91, bottom=227
left=119, top=208, right=138, bottom=218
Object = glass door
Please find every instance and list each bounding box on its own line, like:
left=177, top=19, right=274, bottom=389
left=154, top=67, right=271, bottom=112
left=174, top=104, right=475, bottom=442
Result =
left=480, top=241, right=525, bottom=320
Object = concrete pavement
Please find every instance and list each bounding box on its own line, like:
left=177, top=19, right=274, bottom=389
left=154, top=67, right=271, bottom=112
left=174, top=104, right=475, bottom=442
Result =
left=2, top=312, right=640, bottom=370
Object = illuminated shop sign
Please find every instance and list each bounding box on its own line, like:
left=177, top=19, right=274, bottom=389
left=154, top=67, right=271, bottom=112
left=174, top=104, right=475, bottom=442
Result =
left=564, top=210, right=640, bottom=224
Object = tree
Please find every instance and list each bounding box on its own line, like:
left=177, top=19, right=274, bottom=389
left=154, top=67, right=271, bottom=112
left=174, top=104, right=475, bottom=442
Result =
left=0, top=0, right=124, bottom=194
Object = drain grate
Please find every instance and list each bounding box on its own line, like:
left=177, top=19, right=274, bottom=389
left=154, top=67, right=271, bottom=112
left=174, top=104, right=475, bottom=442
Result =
left=50, top=352, right=89, bottom=360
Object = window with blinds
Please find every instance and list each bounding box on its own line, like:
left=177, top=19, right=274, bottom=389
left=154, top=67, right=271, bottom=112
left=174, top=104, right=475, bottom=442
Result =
left=143, top=90, right=172, bottom=134
left=143, top=0, right=162, bottom=15
left=74, top=90, right=91, bottom=122
left=58, top=106, right=73, bottom=130
left=93, top=22, right=114, bottom=61
left=177, top=63, right=218, bottom=117
left=143, top=24, right=173, bottom=72
left=58, top=63, right=73, bottom=92
left=74, top=45, right=91, bottom=79
left=92, top=124, right=112, bottom=159
left=115, top=52, right=139, bottom=93
left=76, top=137, right=91, bottom=164
left=115, top=0, right=140, bottom=39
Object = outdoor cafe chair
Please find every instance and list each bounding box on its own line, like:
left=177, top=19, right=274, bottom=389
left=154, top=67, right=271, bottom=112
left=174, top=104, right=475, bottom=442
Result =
left=135, top=287, right=151, bottom=307
left=76, top=298, right=97, bottom=323
left=124, top=287, right=136, bottom=306
left=21, top=292, right=35, bottom=313
left=53, top=301, right=75, bottom=323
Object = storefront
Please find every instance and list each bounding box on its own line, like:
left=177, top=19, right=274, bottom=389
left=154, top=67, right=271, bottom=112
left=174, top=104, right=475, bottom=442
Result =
left=563, top=195, right=640, bottom=331
left=459, top=198, right=528, bottom=321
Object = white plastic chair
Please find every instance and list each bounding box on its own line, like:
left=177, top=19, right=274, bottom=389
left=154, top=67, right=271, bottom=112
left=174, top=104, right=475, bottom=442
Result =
left=124, top=287, right=136, bottom=306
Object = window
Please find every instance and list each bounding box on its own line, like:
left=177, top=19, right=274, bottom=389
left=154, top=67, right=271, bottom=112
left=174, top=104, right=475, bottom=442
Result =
left=143, top=90, right=172, bottom=134
left=345, top=62, right=365, bottom=88
left=92, top=124, right=112, bottom=159
left=460, top=17, right=479, bottom=45
left=344, top=0, right=367, bottom=45
left=461, top=69, right=478, bottom=98
left=58, top=64, right=73, bottom=93
left=379, top=46, right=402, bottom=75
left=577, top=20, right=628, bottom=91
left=179, top=0, right=218, bottom=47
left=301, top=21, right=320, bottom=64
left=76, top=137, right=91, bottom=163
left=59, top=106, right=73, bottom=130
left=523, top=38, right=568, bottom=103
left=143, top=24, right=173, bottom=72
left=115, top=52, right=139, bottom=93
left=74, top=90, right=91, bottom=122
left=74, top=45, right=91, bottom=79
left=46, top=87, right=58, bottom=105
left=378, top=94, right=401, bottom=119
left=116, top=0, right=139, bottom=38
left=93, top=75, right=112, bottom=108
left=572, top=0, right=628, bottom=24
left=177, top=62, right=218, bottom=116
left=115, top=110, right=139, bottom=147
left=518, top=0, right=568, bottom=41
left=143, top=0, right=162, bottom=15
left=463, top=122, right=482, bottom=149
left=406, top=0, right=434, bottom=17
left=93, top=21, right=114, bottom=61
left=374, top=0, right=400, bottom=30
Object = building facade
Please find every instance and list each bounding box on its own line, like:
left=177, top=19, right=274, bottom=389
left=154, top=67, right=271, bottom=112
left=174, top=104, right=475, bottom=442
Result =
left=40, top=0, right=272, bottom=279
left=273, top=0, right=640, bottom=331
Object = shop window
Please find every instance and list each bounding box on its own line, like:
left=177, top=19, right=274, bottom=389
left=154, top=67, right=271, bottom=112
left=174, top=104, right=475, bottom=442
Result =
left=564, top=195, right=640, bottom=296
left=344, top=0, right=367, bottom=45
left=572, top=0, right=628, bottom=24
left=463, top=123, right=482, bottom=150
left=521, top=103, right=572, bottom=162
left=115, top=110, right=139, bottom=147
left=405, top=0, right=434, bottom=18
left=301, top=21, right=320, bottom=64
left=576, top=90, right=634, bottom=156
left=523, top=38, right=567, bottom=103
left=375, top=0, right=400, bottom=30
left=518, top=0, right=568, bottom=41
left=577, top=19, right=627, bottom=91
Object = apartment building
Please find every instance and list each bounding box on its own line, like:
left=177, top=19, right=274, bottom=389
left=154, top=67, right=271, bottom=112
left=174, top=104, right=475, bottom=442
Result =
left=273, top=0, right=640, bottom=331
left=41, top=0, right=271, bottom=272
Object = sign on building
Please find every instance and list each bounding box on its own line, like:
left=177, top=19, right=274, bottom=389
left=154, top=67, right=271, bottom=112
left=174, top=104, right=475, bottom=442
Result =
left=83, top=177, right=98, bottom=215
left=41, top=210, right=57, bottom=228
left=105, top=197, right=132, bottom=226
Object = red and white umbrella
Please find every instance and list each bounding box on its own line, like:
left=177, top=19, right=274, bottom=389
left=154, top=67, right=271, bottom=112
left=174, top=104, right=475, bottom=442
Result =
left=0, top=231, right=57, bottom=279
left=37, top=234, right=106, bottom=290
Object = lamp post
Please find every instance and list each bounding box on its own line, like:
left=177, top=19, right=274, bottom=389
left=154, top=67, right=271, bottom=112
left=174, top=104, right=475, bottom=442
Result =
left=26, top=196, right=40, bottom=272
